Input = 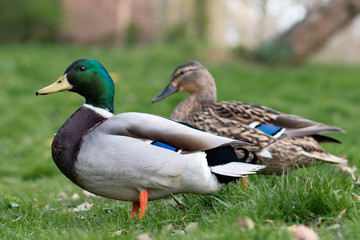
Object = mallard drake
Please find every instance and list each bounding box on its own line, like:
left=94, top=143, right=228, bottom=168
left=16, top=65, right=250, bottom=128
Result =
left=36, top=59, right=264, bottom=219
left=152, top=61, right=347, bottom=175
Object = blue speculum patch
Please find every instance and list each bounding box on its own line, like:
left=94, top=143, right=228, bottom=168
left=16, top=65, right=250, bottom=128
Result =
left=151, top=141, right=177, bottom=151
left=257, top=124, right=282, bottom=136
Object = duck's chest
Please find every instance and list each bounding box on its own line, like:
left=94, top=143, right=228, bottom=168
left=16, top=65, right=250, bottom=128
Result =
left=51, top=106, right=106, bottom=187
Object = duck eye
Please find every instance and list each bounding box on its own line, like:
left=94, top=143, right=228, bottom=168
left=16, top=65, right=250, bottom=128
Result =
left=79, top=66, right=87, bottom=71
left=180, top=70, right=184, bottom=75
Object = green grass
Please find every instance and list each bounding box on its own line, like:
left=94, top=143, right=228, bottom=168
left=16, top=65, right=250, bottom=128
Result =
left=0, top=43, right=360, bottom=239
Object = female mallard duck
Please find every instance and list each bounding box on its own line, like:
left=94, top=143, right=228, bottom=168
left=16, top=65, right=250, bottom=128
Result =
left=36, top=59, right=264, bottom=219
left=152, top=61, right=347, bottom=175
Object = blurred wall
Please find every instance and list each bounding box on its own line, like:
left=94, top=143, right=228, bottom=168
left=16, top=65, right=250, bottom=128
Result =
left=61, top=0, right=162, bottom=44
left=60, top=0, right=360, bottom=63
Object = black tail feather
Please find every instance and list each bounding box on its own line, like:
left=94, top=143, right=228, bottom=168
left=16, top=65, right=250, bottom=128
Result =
left=205, top=146, right=257, bottom=184
left=205, top=146, right=240, bottom=167
left=312, top=134, right=342, bottom=144
left=236, top=148, right=258, bottom=165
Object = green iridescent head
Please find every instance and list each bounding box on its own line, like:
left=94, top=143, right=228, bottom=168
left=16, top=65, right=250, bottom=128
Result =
left=36, top=58, right=115, bottom=113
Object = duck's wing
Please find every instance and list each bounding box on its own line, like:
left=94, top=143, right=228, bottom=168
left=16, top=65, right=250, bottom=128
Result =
left=213, top=101, right=345, bottom=140
left=178, top=107, right=276, bottom=152
left=99, top=112, right=250, bottom=152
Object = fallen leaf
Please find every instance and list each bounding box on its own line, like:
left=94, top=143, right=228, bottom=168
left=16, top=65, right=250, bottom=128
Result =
left=308, top=218, right=322, bottom=228
left=111, top=230, right=124, bottom=236
left=237, top=217, right=255, bottom=230
left=337, top=208, right=347, bottom=219
left=12, top=216, right=22, bottom=222
left=73, top=202, right=93, bottom=212
left=137, top=233, right=153, bottom=240
left=328, top=224, right=341, bottom=230
left=288, top=225, right=319, bottom=240
left=173, top=230, right=186, bottom=235
left=184, top=222, right=198, bottom=232
left=352, top=193, right=360, bottom=200
left=337, top=164, right=357, bottom=180
left=264, top=219, right=275, bottom=224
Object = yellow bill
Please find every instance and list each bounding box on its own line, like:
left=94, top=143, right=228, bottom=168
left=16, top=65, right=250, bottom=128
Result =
left=36, top=74, right=73, bottom=95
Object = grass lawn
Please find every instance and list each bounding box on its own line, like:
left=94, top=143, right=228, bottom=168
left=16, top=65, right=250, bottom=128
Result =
left=0, top=43, right=359, bottom=239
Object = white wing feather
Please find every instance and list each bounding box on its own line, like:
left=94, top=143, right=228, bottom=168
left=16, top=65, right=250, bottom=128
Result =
left=210, top=162, right=265, bottom=177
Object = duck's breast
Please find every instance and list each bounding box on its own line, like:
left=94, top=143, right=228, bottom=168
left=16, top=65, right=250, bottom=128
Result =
left=52, top=106, right=107, bottom=188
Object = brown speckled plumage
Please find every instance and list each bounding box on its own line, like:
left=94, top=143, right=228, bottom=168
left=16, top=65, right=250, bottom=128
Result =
left=152, top=61, right=347, bottom=174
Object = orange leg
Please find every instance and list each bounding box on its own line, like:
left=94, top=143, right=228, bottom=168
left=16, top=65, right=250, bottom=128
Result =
left=129, top=190, right=148, bottom=220
left=139, top=190, right=148, bottom=219
left=130, top=202, right=140, bottom=219
left=241, top=175, right=248, bottom=188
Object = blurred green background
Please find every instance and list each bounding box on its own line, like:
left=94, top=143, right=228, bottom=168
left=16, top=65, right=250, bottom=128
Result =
left=1, top=0, right=360, bottom=239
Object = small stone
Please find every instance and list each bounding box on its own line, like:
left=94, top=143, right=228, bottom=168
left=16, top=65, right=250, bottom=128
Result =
left=184, top=222, right=198, bottom=232
left=237, top=217, right=255, bottom=230
left=9, top=202, right=19, bottom=208
left=328, top=224, right=341, bottom=230
left=111, top=230, right=124, bottom=236
left=161, top=223, right=173, bottom=233
left=173, top=230, right=186, bottom=235
left=58, top=192, right=68, bottom=200
left=137, top=233, right=153, bottom=240
left=288, top=225, right=319, bottom=240
left=71, top=193, right=80, bottom=200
